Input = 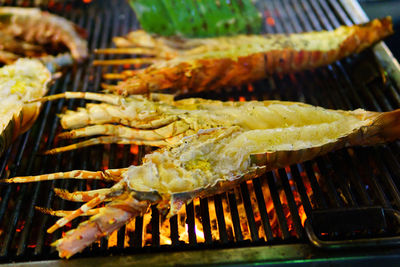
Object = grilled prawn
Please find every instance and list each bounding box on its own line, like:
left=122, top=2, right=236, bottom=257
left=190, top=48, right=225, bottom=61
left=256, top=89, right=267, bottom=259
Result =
left=6, top=100, right=400, bottom=258
left=0, top=7, right=88, bottom=70
left=0, top=58, right=51, bottom=157
left=97, top=17, right=393, bottom=95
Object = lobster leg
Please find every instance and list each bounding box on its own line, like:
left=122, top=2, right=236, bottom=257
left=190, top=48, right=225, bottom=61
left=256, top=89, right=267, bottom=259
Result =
left=103, top=73, right=130, bottom=80
left=35, top=206, right=102, bottom=217
left=4, top=169, right=126, bottom=183
left=57, top=121, right=189, bottom=140
left=45, top=136, right=182, bottom=154
left=53, top=192, right=150, bottom=259
left=47, top=182, right=125, bottom=233
left=95, top=47, right=158, bottom=55
left=48, top=196, right=105, bottom=233
left=103, top=69, right=139, bottom=80
left=28, top=92, right=180, bottom=130
left=54, top=188, right=117, bottom=202
left=0, top=50, right=20, bottom=64
left=101, top=83, right=123, bottom=92
left=61, top=105, right=179, bottom=130
left=92, top=58, right=160, bottom=66
left=110, top=30, right=179, bottom=58
left=112, top=32, right=160, bottom=48
left=28, top=91, right=124, bottom=105
left=94, top=45, right=169, bottom=67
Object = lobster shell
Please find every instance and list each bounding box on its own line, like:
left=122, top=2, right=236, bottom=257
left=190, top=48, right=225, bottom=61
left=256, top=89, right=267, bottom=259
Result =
left=0, top=59, right=51, bottom=156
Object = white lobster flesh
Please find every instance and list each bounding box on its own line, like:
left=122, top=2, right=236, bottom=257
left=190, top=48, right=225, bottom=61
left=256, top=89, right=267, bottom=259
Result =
left=0, top=58, right=51, bottom=156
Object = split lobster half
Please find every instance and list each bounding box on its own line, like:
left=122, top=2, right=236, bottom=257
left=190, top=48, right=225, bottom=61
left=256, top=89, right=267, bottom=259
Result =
left=0, top=58, right=51, bottom=157
left=97, top=17, right=393, bottom=95
left=5, top=94, right=400, bottom=258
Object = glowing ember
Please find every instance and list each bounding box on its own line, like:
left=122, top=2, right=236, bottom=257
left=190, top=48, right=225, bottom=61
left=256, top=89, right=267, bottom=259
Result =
left=143, top=212, right=152, bottom=246
left=107, top=220, right=136, bottom=248
left=266, top=17, right=275, bottom=26
left=221, top=195, right=235, bottom=240
left=159, top=220, right=172, bottom=245
left=130, top=145, right=139, bottom=155
left=207, top=198, right=221, bottom=241
left=177, top=212, right=188, bottom=243
left=192, top=198, right=205, bottom=243
left=176, top=199, right=207, bottom=244
left=235, top=189, right=252, bottom=240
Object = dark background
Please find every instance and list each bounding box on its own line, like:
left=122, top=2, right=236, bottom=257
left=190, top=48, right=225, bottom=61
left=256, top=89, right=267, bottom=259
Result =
left=360, top=0, right=400, bottom=60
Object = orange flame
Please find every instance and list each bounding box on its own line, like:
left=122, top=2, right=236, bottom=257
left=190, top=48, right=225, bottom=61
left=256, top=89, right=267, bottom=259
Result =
left=98, top=169, right=313, bottom=249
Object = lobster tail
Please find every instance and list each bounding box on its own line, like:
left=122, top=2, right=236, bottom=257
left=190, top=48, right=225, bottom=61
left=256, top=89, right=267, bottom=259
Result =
left=354, top=109, right=400, bottom=146
left=344, top=16, right=393, bottom=54
left=53, top=193, right=149, bottom=259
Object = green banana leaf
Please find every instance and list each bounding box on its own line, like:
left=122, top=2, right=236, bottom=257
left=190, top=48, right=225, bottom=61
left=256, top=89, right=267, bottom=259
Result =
left=129, top=0, right=262, bottom=37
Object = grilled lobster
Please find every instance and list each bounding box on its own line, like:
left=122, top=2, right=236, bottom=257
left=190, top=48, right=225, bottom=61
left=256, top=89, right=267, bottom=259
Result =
left=0, top=58, right=51, bottom=157
left=97, top=17, right=393, bottom=95
left=6, top=98, right=400, bottom=258
left=0, top=7, right=88, bottom=70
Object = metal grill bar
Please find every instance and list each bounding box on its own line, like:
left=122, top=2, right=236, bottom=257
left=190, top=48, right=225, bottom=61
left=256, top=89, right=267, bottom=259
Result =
left=227, top=192, right=244, bottom=242
left=303, top=161, right=328, bottom=209
left=277, top=169, right=304, bottom=238
left=338, top=151, right=372, bottom=206
left=289, top=165, right=313, bottom=220
left=239, top=183, right=259, bottom=241
left=186, top=202, right=197, bottom=245
left=253, top=178, right=274, bottom=241
left=332, top=1, right=400, bottom=211
left=151, top=206, right=160, bottom=247
left=213, top=194, right=229, bottom=243
left=266, top=172, right=291, bottom=240
left=199, top=198, right=213, bottom=244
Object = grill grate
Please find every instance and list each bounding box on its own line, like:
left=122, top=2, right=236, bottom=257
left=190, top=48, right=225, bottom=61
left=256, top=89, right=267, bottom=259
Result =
left=0, top=0, right=400, bottom=264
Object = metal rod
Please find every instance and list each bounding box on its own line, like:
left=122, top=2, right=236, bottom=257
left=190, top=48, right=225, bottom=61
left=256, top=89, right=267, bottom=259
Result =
left=277, top=168, right=305, bottom=239
left=200, top=198, right=213, bottom=244
left=253, top=177, right=274, bottom=241
left=239, top=182, right=260, bottom=242
left=266, top=172, right=291, bottom=240
left=213, top=194, right=229, bottom=244
left=227, top=191, right=244, bottom=242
